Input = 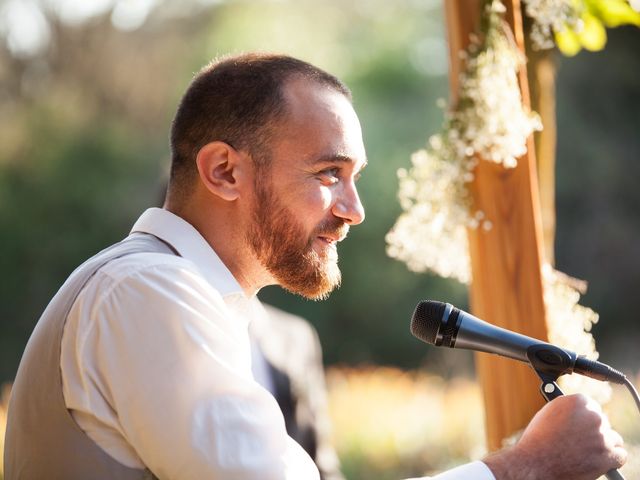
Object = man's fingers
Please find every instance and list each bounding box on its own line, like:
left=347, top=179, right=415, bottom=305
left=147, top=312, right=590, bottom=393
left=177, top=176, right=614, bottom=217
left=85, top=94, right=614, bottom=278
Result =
left=611, top=445, right=628, bottom=469
left=583, top=394, right=603, bottom=414
left=601, top=427, right=627, bottom=469
left=604, top=428, right=624, bottom=448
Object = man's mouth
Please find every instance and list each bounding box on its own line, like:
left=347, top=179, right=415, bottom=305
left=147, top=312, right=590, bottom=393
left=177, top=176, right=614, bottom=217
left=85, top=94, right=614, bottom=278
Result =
left=313, top=232, right=347, bottom=255
left=317, top=235, right=338, bottom=245
left=316, top=229, right=348, bottom=246
left=312, top=222, right=349, bottom=254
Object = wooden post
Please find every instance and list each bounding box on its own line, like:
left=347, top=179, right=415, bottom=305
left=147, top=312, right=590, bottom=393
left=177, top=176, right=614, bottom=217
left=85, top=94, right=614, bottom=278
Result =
left=528, top=48, right=559, bottom=265
left=443, top=0, right=549, bottom=450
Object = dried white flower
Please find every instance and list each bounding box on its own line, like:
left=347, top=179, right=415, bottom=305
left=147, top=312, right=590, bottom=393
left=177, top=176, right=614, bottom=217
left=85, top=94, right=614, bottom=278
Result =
left=524, top=0, right=583, bottom=50
left=455, top=4, right=542, bottom=169
left=386, top=141, right=474, bottom=283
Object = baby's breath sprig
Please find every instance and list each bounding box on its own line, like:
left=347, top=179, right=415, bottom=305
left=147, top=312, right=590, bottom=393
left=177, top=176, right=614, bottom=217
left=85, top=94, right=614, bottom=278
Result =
left=386, top=0, right=541, bottom=282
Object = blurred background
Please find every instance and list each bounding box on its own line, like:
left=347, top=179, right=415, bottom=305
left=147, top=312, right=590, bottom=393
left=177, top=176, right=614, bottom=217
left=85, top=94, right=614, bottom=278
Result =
left=0, top=0, right=638, bottom=478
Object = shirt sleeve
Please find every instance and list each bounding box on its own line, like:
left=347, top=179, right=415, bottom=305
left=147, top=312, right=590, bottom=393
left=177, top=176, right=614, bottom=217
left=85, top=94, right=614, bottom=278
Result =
left=405, top=461, right=495, bottom=480
left=73, top=262, right=320, bottom=480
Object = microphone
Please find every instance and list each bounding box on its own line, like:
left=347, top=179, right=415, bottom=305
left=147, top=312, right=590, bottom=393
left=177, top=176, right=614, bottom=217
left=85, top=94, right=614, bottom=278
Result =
left=410, top=300, right=626, bottom=384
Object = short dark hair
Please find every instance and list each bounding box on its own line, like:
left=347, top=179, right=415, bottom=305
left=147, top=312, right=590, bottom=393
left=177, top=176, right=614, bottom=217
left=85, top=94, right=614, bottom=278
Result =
left=168, top=53, right=351, bottom=195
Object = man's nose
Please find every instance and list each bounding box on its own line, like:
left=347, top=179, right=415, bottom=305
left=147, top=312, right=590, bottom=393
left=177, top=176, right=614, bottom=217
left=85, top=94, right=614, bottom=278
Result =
left=332, top=183, right=365, bottom=225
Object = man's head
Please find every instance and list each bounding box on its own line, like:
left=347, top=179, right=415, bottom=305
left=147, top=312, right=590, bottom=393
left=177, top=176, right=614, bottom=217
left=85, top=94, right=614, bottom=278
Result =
left=169, top=53, right=352, bottom=196
left=167, top=53, right=366, bottom=300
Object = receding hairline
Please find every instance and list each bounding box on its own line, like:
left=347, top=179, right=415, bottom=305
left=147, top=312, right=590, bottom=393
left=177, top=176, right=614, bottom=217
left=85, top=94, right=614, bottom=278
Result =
left=259, top=73, right=354, bottom=139
left=166, top=53, right=353, bottom=203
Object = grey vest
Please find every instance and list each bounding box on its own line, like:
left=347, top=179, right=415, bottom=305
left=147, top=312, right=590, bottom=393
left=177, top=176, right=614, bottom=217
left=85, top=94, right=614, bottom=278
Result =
left=4, top=233, right=178, bottom=480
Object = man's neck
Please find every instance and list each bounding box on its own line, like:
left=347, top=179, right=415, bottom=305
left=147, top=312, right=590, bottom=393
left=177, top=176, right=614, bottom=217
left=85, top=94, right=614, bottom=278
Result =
left=163, top=200, right=273, bottom=297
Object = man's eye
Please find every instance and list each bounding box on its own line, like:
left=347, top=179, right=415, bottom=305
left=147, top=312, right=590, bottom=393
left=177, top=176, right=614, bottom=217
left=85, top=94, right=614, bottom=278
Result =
left=318, top=168, right=340, bottom=183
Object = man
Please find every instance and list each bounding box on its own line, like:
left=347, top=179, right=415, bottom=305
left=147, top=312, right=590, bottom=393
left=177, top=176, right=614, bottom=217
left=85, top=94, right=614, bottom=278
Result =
left=5, top=53, right=626, bottom=479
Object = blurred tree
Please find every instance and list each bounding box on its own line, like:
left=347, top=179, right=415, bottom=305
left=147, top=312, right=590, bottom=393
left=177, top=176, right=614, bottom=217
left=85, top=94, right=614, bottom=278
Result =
left=0, top=0, right=470, bottom=382
left=0, top=0, right=638, bottom=384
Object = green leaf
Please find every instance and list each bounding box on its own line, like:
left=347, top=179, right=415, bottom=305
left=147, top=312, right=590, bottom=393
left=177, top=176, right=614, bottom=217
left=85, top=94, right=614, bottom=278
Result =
left=555, top=27, right=583, bottom=56
left=579, top=11, right=608, bottom=51
left=586, top=0, right=640, bottom=27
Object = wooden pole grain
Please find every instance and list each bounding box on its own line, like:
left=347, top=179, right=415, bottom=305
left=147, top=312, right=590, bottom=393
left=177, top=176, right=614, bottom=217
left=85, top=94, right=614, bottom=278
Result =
left=443, top=0, right=549, bottom=450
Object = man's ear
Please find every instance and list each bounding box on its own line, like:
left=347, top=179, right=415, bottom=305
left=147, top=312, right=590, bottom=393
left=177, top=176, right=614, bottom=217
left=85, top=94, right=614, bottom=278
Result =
left=195, top=141, right=249, bottom=201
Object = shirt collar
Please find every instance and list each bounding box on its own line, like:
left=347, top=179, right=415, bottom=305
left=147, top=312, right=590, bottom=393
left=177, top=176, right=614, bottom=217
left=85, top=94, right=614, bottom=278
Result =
left=130, top=208, right=244, bottom=298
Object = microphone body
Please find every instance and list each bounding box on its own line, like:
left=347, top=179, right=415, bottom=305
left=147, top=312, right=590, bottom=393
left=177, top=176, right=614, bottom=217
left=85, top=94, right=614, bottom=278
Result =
left=411, top=301, right=625, bottom=384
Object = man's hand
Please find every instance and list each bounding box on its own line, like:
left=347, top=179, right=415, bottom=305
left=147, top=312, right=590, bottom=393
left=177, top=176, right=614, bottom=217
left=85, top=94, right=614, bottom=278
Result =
left=483, top=394, right=627, bottom=480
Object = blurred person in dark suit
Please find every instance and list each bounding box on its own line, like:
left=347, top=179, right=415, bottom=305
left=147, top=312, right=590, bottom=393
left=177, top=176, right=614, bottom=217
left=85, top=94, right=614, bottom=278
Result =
left=250, top=303, right=344, bottom=480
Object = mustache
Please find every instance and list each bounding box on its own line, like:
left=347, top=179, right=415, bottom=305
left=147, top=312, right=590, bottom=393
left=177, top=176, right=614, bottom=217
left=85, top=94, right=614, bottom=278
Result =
left=313, top=217, right=349, bottom=241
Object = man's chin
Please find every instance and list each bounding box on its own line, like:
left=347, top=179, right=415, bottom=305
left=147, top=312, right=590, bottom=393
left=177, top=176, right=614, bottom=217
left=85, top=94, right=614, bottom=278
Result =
left=296, top=286, right=338, bottom=302
left=300, top=281, right=339, bottom=301
left=279, top=265, right=341, bottom=301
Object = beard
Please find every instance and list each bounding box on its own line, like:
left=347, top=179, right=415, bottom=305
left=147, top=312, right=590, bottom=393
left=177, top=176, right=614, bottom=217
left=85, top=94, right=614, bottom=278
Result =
left=247, top=178, right=347, bottom=301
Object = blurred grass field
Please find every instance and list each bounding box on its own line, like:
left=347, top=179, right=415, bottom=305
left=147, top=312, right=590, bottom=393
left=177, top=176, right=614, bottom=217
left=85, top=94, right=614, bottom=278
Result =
left=1, top=368, right=639, bottom=479
left=326, top=367, right=640, bottom=479
left=326, top=367, right=486, bottom=479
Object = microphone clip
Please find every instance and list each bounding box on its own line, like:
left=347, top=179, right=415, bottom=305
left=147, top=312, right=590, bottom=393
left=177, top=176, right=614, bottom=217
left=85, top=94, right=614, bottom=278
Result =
left=526, top=344, right=568, bottom=401
left=526, top=343, right=575, bottom=378
left=533, top=368, right=565, bottom=402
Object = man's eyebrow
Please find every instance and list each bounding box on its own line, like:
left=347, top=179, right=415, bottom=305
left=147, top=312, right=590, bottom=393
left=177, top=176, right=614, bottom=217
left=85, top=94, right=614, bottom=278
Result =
left=310, top=154, right=368, bottom=171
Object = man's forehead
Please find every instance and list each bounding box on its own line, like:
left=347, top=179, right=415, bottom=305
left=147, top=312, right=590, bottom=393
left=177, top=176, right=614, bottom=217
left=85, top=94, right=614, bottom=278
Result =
left=282, top=77, right=352, bottom=116
left=273, top=78, right=366, bottom=167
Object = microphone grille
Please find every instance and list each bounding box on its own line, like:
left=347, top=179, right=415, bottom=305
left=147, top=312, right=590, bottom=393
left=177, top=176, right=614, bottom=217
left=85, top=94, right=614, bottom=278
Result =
left=410, top=300, right=446, bottom=345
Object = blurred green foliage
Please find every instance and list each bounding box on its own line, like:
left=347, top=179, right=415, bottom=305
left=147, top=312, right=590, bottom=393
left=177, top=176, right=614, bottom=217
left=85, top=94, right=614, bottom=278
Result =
left=0, top=0, right=638, bottom=385
left=0, top=0, right=470, bottom=383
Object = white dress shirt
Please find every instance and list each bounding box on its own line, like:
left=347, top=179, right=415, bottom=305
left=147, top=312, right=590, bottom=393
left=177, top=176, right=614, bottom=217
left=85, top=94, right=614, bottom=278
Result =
left=60, top=208, right=494, bottom=480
